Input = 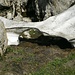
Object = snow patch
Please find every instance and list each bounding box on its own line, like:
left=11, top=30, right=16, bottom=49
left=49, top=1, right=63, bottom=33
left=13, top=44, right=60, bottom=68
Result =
left=7, top=32, right=19, bottom=45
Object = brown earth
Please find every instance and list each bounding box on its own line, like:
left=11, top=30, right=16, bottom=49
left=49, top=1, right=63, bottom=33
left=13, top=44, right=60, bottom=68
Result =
left=0, top=39, right=75, bottom=75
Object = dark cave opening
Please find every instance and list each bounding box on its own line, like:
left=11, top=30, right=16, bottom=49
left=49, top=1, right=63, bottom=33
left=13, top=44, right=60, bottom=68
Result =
left=19, top=35, right=74, bottom=49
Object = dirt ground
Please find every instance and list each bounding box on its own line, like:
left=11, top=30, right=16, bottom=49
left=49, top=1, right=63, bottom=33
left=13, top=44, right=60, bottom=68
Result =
left=0, top=38, right=75, bottom=75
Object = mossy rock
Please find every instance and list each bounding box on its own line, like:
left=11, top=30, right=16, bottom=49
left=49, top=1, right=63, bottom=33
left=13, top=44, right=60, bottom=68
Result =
left=20, top=28, right=43, bottom=39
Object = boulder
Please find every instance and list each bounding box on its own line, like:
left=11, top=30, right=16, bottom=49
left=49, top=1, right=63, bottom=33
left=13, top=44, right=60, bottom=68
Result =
left=0, top=0, right=75, bottom=21
left=25, top=0, right=75, bottom=21
left=6, top=11, right=13, bottom=20
left=0, top=20, right=8, bottom=56
left=20, top=28, right=43, bottom=39
left=13, top=13, right=23, bottom=21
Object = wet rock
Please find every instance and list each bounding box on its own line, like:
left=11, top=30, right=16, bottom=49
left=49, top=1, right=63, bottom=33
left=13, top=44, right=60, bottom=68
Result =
left=0, top=20, right=8, bottom=56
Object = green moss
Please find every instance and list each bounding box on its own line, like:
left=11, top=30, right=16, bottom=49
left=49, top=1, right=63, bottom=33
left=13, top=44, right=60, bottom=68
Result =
left=29, top=29, right=42, bottom=39
left=32, top=53, right=75, bottom=75
left=6, top=46, right=13, bottom=53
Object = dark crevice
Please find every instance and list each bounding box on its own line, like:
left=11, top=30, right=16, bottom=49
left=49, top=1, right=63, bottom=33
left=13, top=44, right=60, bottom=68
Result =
left=38, top=0, right=50, bottom=21
left=26, top=0, right=39, bottom=22
left=25, top=0, right=52, bottom=21
left=19, top=35, right=74, bottom=49
left=69, top=1, right=75, bottom=7
left=0, top=4, right=10, bottom=10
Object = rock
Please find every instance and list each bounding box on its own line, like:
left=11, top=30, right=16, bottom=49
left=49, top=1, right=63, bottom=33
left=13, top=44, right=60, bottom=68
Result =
left=13, top=13, right=23, bottom=21
left=1, top=0, right=75, bottom=21
left=6, top=11, right=13, bottom=20
left=69, top=39, right=75, bottom=47
left=25, top=0, right=75, bottom=21
left=0, top=20, right=8, bottom=56
left=23, top=17, right=31, bottom=22
left=20, top=28, right=43, bottom=39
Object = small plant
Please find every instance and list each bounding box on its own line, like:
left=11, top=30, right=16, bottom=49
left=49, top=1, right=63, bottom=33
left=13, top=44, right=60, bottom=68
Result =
left=0, top=55, right=3, bottom=61
left=32, top=52, right=75, bottom=75
left=6, top=46, right=13, bottom=53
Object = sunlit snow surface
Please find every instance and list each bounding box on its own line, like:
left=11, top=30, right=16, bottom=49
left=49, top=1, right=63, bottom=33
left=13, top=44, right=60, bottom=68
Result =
left=0, top=5, right=75, bottom=46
